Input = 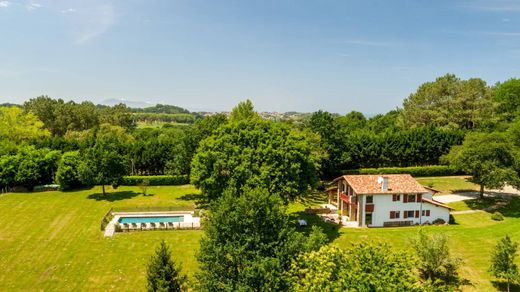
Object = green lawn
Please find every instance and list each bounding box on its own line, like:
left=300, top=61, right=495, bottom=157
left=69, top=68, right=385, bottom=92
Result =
left=2, top=184, right=520, bottom=291
left=416, top=176, right=480, bottom=194
left=0, top=185, right=203, bottom=291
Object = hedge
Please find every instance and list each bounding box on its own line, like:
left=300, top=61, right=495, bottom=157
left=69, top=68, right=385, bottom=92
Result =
left=121, top=175, right=189, bottom=186
left=342, top=165, right=465, bottom=177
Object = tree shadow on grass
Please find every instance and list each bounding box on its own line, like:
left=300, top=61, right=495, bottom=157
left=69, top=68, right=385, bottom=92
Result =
left=178, top=193, right=209, bottom=209
left=491, top=280, right=520, bottom=292
left=494, top=197, right=520, bottom=218
left=87, top=191, right=140, bottom=202
left=288, top=211, right=341, bottom=243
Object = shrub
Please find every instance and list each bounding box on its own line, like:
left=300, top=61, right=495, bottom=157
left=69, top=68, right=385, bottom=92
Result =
left=491, top=212, right=504, bottom=221
left=343, top=165, right=464, bottom=177
left=432, top=218, right=446, bottom=225
left=121, top=175, right=188, bottom=186
left=114, top=222, right=122, bottom=232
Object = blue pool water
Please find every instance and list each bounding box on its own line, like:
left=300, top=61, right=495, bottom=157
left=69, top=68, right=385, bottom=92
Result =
left=118, top=216, right=184, bottom=224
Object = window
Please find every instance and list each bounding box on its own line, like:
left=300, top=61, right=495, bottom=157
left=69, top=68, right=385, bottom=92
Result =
left=407, top=194, right=416, bottom=203
left=366, top=195, right=373, bottom=204
left=404, top=210, right=414, bottom=218
left=392, top=194, right=400, bottom=201
left=365, top=213, right=373, bottom=225
left=421, top=210, right=431, bottom=216
left=415, top=210, right=420, bottom=218
left=390, top=211, right=401, bottom=219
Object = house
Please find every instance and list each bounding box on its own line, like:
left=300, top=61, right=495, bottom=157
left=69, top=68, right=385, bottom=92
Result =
left=333, top=174, right=452, bottom=227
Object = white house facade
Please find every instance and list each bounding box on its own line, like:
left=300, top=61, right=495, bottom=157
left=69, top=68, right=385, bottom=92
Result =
left=334, top=174, right=452, bottom=227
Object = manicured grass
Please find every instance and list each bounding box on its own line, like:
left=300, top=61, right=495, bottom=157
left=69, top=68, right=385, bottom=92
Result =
left=2, top=184, right=520, bottom=291
left=0, top=185, right=203, bottom=291
left=416, top=176, right=480, bottom=194
left=447, top=196, right=507, bottom=211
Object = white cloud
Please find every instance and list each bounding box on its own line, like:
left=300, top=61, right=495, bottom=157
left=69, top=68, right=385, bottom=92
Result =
left=0, top=0, right=10, bottom=8
left=69, top=3, right=115, bottom=44
left=26, top=2, right=43, bottom=10
left=61, top=8, right=76, bottom=14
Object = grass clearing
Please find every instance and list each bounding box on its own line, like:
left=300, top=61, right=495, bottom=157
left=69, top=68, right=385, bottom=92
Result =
left=0, top=185, right=202, bottom=291
left=2, top=183, right=520, bottom=291
left=416, top=176, right=480, bottom=194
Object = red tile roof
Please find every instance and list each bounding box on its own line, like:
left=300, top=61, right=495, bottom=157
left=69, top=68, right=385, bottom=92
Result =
left=334, top=174, right=427, bottom=195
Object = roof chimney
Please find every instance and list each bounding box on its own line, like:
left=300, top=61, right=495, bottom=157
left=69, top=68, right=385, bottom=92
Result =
left=378, top=176, right=389, bottom=191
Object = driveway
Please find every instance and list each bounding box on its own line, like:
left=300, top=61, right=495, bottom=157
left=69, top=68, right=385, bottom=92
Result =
left=435, top=185, right=520, bottom=204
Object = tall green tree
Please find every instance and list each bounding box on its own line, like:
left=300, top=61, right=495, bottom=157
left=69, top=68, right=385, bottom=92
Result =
left=197, top=188, right=323, bottom=291
left=0, top=106, right=50, bottom=141
left=412, top=231, right=462, bottom=290
left=191, top=102, right=321, bottom=202
left=289, top=244, right=419, bottom=291
left=306, top=110, right=344, bottom=178
left=78, top=125, right=130, bottom=195
left=442, top=132, right=519, bottom=198
left=494, top=78, right=520, bottom=122
left=147, top=240, right=186, bottom=292
left=400, top=74, right=494, bottom=129
left=55, top=151, right=82, bottom=190
left=100, top=103, right=135, bottom=129
left=228, top=99, right=258, bottom=122
left=490, top=235, right=519, bottom=292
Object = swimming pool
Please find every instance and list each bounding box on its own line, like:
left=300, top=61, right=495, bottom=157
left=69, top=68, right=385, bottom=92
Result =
left=118, top=216, right=184, bottom=224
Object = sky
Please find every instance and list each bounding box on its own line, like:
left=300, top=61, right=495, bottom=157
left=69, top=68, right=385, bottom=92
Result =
left=1, top=0, right=520, bottom=114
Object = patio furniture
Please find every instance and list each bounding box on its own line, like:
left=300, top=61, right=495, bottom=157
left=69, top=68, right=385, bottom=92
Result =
left=122, top=223, right=130, bottom=232
left=131, top=223, right=138, bottom=231
left=150, top=222, right=157, bottom=229
left=140, top=222, right=147, bottom=230
left=159, top=222, right=166, bottom=229
left=168, top=222, right=174, bottom=229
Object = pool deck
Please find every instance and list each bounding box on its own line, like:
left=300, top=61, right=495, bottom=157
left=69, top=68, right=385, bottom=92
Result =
left=104, top=211, right=201, bottom=237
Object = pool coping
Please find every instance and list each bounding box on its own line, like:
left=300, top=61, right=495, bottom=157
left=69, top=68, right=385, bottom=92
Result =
left=104, top=211, right=201, bottom=237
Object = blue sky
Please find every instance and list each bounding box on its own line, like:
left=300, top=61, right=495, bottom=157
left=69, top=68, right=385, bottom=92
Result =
left=1, top=0, right=519, bottom=114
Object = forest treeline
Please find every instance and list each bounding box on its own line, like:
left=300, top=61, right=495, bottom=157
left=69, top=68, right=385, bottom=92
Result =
left=1, top=74, right=520, bottom=191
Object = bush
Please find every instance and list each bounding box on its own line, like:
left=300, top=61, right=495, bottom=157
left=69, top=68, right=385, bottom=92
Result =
left=491, top=212, right=504, bottom=221
left=432, top=218, right=446, bottom=225
left=121, top=175, right=188, bottom=186
left=343, top=165, right=464, bottom=177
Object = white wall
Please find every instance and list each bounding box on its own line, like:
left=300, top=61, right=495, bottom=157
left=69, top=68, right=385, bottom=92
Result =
left=366, top=194, right=449, bottom=227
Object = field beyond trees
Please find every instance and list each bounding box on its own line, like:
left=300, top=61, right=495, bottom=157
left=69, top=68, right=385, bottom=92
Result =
left=1, top=183, right=519, bottom=291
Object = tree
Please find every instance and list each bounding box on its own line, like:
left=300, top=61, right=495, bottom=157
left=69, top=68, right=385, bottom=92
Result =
left=306, top=110, right=344, bottom=178
left=78, top=125, right=130, bottom=195
left=289, top=244, right=419, bottom=291
left=494, top=78, right=520, bottom=122
left=490, top=235, right=519, bottom=292
left=100, top=103, right=135, bottom=129
left=443, top=132, right=519, bottom=198
left=0, top=106, right=50, bottom=141
left=197, top=188, right=323, bottom=291
left=147, top=240, right=186, bottom=292
left=400, top=74, right=494, bottom=129
left=190, top=117, right=321, bottom=203
left=55, top=151, right=82, bottom=190
left=229, top=99, right=258, bottom=122
left=412, top=231, right=462, bottom=290
left=138, top=178, right=150, bottom=196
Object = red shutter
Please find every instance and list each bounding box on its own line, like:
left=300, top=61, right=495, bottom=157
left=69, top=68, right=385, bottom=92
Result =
left=392, top=195, right=395, bottom=201
left=390, top=211, right=395, bottom=219
left=403, top=195, right=408, bottom=203
left=404, top=211, right=408, bottom=218
left=426, top=210, right=430, bottom=216
left=415, top=210, right=419, bottom=218
left=397, top=194, right=400, bottom=201
left=417, top=194, right=422, bottom=202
